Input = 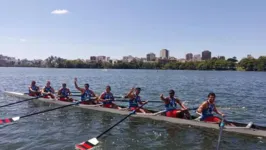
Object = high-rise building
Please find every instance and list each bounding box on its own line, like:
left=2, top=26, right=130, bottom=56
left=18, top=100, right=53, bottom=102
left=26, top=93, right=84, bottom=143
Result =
left=193, top=54, right=201, bottom=61
left=90, top=56, right=97, bottom=61
left=97, top=56, right=106, bottom=61
left=146, top=53, right=156, bottom=61
left=122, top=55, right=135, bottom=62
left=160, top=49, right=169, bottom=59
left=186, top=53, right=193, bottom=61
left=218, top=56, right=225, bottom=60
left=247, top=54, right=253, bottom=59
left=202, top=50, right=211, bottom=60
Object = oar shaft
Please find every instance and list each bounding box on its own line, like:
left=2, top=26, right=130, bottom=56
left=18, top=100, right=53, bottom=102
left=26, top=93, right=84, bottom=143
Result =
left=96, top=102, right=147, bottom=139
left=20, top=102, right=78, bottom=119
left=115, top=99, right=161, bottom=103
left=216, top=118, right=225, bottom=150
left=0, top=96, right=42, bottom=108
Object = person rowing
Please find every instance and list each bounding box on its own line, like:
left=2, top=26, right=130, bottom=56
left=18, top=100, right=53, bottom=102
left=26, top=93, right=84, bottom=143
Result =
left=41, top=81, right=55, bottom=99
left=74, top=78, right=97, bottom=104
left=28, top=81, right=41, bottom=96
left=125, top=87, right=149, bottom=114
left=196, top=92, right=225, bottom=123
left=160, top=90, right=191, bottom=119
left=57, top=83, right=73, bottom=102
left=98, top=85, right=121, bottom=109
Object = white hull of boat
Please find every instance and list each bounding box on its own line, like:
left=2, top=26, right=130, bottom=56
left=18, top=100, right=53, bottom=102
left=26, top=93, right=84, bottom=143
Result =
left=3, top=91, right=266, bottom=138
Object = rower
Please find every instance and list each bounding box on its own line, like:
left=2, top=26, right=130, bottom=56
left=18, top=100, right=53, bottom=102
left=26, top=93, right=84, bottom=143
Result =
left=74, top=78, right=97, bottom=104
left=41, top=81, right=55, bottom=99
left=160, top=90, right=191, bottom=119
left=125, top=87, right=149, bottom=114
left=196, top=92, right=225, bottom=123
left=57, top=83, right=73, bottom=102
left=28, top=81, right=41, bottom=96
left=98, top=85, right=121, bottom=109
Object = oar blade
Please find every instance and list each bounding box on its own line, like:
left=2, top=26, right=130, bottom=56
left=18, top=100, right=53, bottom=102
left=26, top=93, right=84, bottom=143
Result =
left=75, top=138, right=99, bottom=150
left=0, top=116, right=20, bottom=125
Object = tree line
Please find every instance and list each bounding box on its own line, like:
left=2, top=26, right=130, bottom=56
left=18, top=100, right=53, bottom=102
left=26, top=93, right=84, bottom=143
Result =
left=6, top=56, right=266, bottom=71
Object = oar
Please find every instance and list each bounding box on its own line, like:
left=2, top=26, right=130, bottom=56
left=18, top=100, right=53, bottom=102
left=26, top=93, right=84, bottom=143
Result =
left=71, top=95, right=124, bottom=99
left=152, top=107, right=198, bottom=116
left=75, top=101, right=148, bottom=150
left=0, top=100, right=88, bottom=125
left=224, top=122, right=253, bottom=129
left=115, top=99, right=162, bottom=103
left=0, top=95, right=44, bottom=108
left=216, top=117, right=225, bottom=150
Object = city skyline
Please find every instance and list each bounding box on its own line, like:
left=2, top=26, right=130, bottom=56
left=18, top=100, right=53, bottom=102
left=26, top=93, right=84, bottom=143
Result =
left=0, top=1, right=266, bottom=60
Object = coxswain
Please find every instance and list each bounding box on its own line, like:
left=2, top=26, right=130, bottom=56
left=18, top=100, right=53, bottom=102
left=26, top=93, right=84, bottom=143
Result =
left=41, top=81, right=55, bottom=99
left=57, top=83, right=73, bottom=102
left=160, top=90, right=191, bottom=119
left=125, top=87, right=149, bottom=114
left=74, top=78, right=97, bottom=104
left=196, top=92, right=225, bottom=123
left=28, top=81, right=41, bottom=96
left=98, top=85, right=121, bottom=109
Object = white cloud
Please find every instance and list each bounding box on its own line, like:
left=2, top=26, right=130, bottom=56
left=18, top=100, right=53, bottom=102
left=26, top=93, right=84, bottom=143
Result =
left=6, top=37, right=27, bottom=42
left=20, top=39, right=26, bottom=42
left=51, top=9, right=69, bottom=15
left=7, top=37, right=15, bottom=40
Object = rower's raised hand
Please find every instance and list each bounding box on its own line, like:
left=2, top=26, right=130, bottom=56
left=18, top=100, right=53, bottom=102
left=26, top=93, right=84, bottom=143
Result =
left=160, top=94, right=164, bottom=98
left=74, top=77, right=77, bottom=82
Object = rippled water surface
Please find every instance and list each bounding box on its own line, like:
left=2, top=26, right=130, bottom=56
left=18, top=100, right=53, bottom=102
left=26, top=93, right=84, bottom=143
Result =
left=0, top=68, right=266, bottom=150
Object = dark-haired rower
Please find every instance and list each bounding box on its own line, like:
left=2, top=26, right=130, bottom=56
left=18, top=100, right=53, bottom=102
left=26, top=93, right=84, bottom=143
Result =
left=160, top=90, right=191, bottom=119
left=98, top=85, right=121, bottom=109
left=58, top=83, right=73, bottom=102
left=196, top=92, right=225, bottom=123
left=28, top=81, right=41, bottom=96
left=74, top=78, right=96, bottom=104
left=125, top=87, right=149, bottom=114
left=41, top=81, right=55, bottom=99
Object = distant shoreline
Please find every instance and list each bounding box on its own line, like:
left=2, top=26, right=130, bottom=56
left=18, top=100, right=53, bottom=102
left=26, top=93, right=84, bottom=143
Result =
left=1, top=66, right=266, bottom=72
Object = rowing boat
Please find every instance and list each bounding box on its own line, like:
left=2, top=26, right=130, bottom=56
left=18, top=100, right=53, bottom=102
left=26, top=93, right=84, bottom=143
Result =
left=3, top=91, right=266, bottom=138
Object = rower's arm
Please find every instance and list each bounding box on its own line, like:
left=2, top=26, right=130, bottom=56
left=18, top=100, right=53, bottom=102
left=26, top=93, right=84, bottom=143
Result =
left=160, top=94, right=167, bottom=102
left=74, top=81, right=83, bottom=92
left=57, top=89, right=62, bottom=96
left=98, top=93, right=106, bottom=102
left=214, top=105, right=224, bottom=116
left=90, top=90, right=96, bottom=97
left=51, top=87, right=55, bottom=94
left=41, top=88, right=45, bottom=93
left=125, top=88, right=135, bottom=99
left=29, top=86, right=34, bottom=92
left=197, top=102, right=207, bottom=114
left=68, top=89, right=72, bottom=96
left=176, top=98, right=187, bottom=109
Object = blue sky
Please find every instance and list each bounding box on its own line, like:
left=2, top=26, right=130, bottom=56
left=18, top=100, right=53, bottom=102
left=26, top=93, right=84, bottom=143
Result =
left=0, top=0, right=265, bottom=60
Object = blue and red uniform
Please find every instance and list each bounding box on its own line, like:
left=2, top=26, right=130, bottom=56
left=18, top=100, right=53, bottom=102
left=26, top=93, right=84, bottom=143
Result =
left=29, top=85, right=40, bottom=96
left=165, top=97, right=181, bottom=118
left=43, top=86, right=55, bottom=98
left=80, top=89, right=94, bottom=104
left=200, top=101, right=221, bottom=123
left=129, top=95, right=142, bottom=111
left=58, top=88, right=72, bottom=101
left=101, top=92, right=114, bottom=108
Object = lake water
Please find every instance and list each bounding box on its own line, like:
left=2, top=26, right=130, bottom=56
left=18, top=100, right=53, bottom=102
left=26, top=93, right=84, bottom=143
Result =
left=0, top=67, right=265, bottom=150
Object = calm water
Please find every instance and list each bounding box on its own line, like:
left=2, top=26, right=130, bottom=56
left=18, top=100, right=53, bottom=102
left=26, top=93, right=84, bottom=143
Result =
left=0, top=67, right=266, bottom=150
